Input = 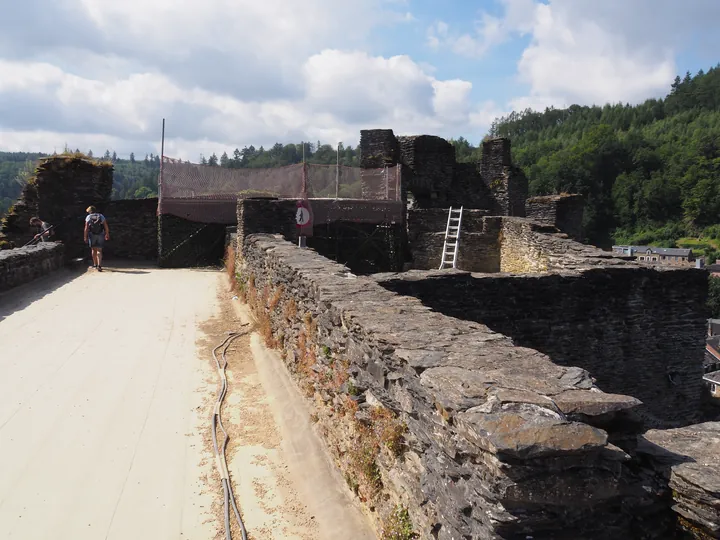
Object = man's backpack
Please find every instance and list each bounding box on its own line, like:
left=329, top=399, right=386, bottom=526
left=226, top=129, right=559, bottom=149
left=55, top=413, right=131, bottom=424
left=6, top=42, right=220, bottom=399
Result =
left=88, top=214, right=104, bottom=235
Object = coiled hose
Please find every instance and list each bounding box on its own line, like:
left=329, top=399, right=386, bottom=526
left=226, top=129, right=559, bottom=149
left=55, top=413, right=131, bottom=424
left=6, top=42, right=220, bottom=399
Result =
left=212, top=329, right=249, bottom=540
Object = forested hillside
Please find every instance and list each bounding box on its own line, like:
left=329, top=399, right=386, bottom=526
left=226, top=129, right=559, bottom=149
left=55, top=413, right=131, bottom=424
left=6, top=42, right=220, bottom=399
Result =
left=478, top=65, right=720, bottom=257
left=0, top=153, right=45, bottom=217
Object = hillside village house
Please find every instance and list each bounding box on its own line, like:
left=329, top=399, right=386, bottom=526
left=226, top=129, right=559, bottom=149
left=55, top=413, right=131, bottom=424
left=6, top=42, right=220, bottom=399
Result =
left=612, top=245, right=694, bottom=265
left=705, top=326, right=720, bottom=400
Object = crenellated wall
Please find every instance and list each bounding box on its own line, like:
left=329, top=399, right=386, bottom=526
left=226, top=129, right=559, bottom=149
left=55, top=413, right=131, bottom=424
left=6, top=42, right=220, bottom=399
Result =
left=236, top=233, right=651, bottom=539
left=359, top=129, right=528, bottom=214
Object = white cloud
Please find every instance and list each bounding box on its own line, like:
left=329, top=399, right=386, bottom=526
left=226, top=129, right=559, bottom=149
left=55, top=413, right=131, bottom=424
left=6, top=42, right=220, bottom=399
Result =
left=0, top=46, right=483, bottom=161
left=1, top=0, right=719, bottom=159
left=430, top=0, right=720, bottom=112
left=426, top=0, right=536, bottom=58
left=0, top=0, right=490, bottom=159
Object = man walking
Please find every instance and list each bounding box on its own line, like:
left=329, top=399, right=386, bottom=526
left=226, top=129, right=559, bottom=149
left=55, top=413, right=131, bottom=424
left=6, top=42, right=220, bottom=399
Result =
left=84, top=206, right=110, bottom=271
left=29, top=217, right=53, bottom=243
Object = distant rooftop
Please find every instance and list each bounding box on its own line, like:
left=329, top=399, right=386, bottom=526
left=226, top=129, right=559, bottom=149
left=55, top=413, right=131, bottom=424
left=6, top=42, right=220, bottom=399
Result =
left=703, top=370, right=720, bottom=385
left=612, top=245, right=692, bottom=257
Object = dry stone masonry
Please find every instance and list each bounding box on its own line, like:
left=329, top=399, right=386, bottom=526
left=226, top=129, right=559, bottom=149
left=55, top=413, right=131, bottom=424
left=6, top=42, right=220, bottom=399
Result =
left=237, top=233, right=658, bottom=540
left=98, top=198, right=158, bottom=261
left=358, top=129, right=527, bottom=214
left=0, top=243, right=64, bottom=291
left=0, top=154, right=112, bottom=261
left=638, top=422, right=720, bottom=538
left=525, top=194, right=585, bottom=243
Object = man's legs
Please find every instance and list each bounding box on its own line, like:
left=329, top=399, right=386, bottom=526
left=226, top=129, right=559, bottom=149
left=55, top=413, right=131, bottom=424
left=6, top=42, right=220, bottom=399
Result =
left=90, top=246, right=99, bottom=267
left=96, top=247, right=103, bottom=269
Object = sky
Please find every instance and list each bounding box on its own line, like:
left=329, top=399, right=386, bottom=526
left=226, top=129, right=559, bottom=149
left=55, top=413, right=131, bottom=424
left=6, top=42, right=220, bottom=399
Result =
left=0, top=0, right=718, bottom=161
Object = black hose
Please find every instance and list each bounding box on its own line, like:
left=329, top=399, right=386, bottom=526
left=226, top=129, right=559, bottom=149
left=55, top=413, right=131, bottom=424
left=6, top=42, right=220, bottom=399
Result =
left=220, top=337, right=249, bottom=540
left=211, top=329, right=249, bottom=540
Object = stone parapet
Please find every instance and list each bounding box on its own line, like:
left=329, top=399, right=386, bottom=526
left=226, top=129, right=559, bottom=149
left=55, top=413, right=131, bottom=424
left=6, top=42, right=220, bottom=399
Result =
left=237, top=233, right=643, bottom=539
left=0, top=243, right=65, bottom=291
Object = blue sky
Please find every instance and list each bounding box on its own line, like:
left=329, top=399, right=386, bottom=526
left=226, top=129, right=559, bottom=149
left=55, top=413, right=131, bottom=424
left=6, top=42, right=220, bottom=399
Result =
left=0, top=0, right=718, bottom=160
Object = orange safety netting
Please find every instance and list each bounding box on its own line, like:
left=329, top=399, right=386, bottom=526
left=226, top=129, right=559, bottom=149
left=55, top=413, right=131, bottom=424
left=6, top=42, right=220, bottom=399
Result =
left=158, top=158, right=401, bottom=224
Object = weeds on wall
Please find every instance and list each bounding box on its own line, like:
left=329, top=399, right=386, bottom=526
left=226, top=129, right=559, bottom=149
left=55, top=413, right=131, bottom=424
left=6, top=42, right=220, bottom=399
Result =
left=223, top=243, right=240, bottom=295
left=381, top=506, right=417, bottom=540
left=237, top=267, right=411, bottom=526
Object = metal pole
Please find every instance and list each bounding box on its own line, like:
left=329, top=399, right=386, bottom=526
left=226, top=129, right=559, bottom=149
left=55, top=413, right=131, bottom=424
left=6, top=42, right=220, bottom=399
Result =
left=335, top=142, right=340, bottom=199
left=159, top=118, right=165, bottom=203
left=385, top=166, right=389, bottom=200
left=158, top=118, right=165, bottom=262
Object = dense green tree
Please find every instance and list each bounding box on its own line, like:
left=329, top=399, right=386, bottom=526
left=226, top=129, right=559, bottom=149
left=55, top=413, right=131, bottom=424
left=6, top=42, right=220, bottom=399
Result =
left=479, top=64, right=720, bottom=248
left=709, top=277, right=720, bottom=318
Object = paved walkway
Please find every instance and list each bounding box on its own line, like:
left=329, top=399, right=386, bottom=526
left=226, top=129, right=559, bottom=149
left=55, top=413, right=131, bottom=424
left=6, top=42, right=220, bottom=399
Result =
left=0, top=266, right=221, bottom=539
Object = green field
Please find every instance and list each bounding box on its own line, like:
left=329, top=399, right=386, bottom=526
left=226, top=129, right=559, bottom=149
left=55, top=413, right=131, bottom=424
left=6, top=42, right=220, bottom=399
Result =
left=676, top=236, right=720, bottom=261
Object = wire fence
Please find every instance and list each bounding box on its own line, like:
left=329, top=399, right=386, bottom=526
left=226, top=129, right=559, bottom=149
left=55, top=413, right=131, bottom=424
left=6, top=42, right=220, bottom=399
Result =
left=158, top=157, right=401, bottom=224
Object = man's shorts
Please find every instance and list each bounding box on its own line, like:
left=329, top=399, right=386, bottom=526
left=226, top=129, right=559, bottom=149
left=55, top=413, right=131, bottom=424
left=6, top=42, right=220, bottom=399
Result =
left=88, top=233, right=105, bottom=248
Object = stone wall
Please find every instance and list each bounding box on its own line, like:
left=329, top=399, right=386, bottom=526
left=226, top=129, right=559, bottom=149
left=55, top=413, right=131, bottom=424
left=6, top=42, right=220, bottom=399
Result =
left=237, top=198, right=405, bottom=274
left=237, top=233, right=651, bottom=540
left=637, top=422, right=720, bottom=538
left=0, top=155, right=112, bottom=261
left=407, top=208, right=497, bottom=271
left=396, top=135, right=455, bottom=202
left=237, top=198, right=298, bottom=247
left=408, top=215, right=620, bottom=273
left=480, top=138, right=528, bottom=217
left=96, top=198, right=158, bottom=261
left=376, top=264, right=709, bottom=427
left=0, top=243, right=65, bottom=291
left=526, top=194, right=585, bottom=242
left=358, top=129, right=529, bottom=214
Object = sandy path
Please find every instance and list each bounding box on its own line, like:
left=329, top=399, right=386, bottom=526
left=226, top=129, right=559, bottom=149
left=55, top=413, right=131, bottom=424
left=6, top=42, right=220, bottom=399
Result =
left=201, top=288, right=376, bottom=540
left=0, top=265, right=376, bottom=540
left=0, top=265, right=221, bottom=540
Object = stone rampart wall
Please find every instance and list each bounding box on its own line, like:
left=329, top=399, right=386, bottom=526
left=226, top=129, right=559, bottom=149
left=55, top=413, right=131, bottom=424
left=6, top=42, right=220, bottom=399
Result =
left=408, top=214, right=620, bottom=273
left=0, top=155, right=112, bottom=261
left=358, top=129, right=529, bottom=214
left=0, top=243, right=65, bottom=291
left=97, top=198, right=158, bottom=261
left=407, top=208, right=497, bottom=271
left=526, top=194, right=585, bottom=242
left=237, top=198, right=404, bottom=274
left=377, top=262, right=709, bottom=427
left=237, top=233, right=647, bottom=539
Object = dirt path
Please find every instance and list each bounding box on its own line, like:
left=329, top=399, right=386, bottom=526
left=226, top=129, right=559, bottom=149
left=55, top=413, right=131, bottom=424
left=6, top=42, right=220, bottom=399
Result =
left=0, top=264, right=375, bottom=540
left=199, top=285, right=376, bottom=540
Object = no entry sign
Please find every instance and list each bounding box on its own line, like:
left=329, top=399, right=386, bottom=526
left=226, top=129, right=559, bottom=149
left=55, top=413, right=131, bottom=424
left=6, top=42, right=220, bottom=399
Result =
left=296, top=200, right=313, bottom=236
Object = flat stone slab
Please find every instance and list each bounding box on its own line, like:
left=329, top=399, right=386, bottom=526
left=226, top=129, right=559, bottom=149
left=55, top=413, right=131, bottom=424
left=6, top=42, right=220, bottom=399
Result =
left=639, top=422, right=720, bottom=536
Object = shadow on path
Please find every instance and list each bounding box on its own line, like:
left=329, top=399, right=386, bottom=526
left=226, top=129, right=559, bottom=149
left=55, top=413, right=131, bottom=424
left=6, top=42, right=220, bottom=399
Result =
left=0, top=268, right=85, bottom=323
